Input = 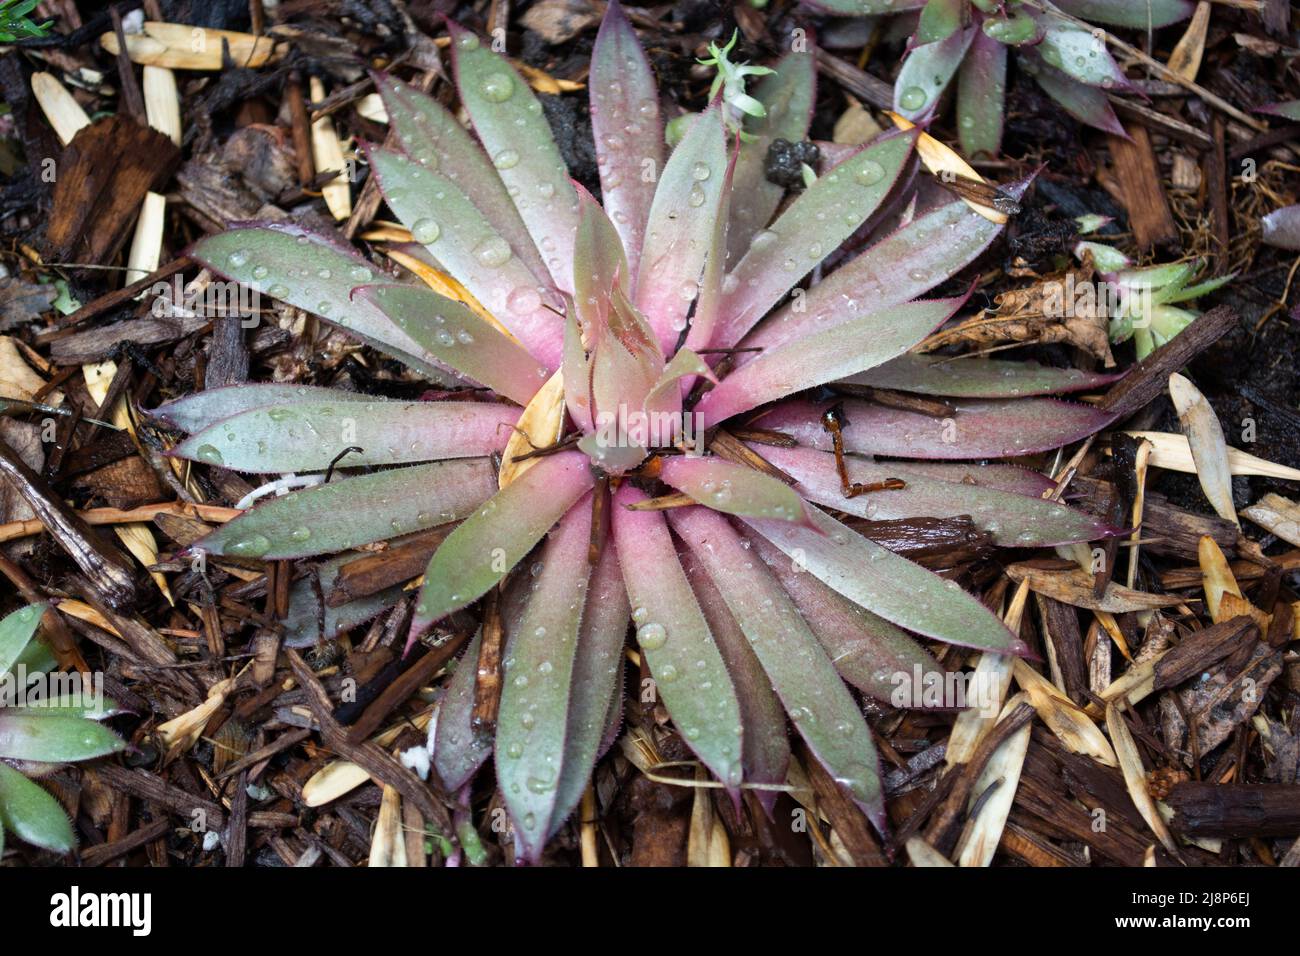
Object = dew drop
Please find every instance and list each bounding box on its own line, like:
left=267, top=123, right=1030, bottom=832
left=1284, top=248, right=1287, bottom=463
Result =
left=481, top=72, right=514, bottom=102
left=636, top=622, right=667, bottom=650
left=854, top=158, right=886, bottom=186
left=411, top=218, right=441, bottom=243
left=493, top=148, right=521, bottom=170
left=899, top=86, right=928, bottom=111
left=473, top=236, right=513, bottom=268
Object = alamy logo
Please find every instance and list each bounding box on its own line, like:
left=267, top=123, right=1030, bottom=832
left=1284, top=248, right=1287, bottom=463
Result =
left=49, top=887, right=152, bottom=936
left=0, top=665, right=104, bottom=711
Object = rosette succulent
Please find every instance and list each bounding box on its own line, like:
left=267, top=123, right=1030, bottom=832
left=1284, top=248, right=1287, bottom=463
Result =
left=0, top=604, right=125, bottom=855
left=160, top=3, right=1125, bottom=860
left=812, top=0, right=1192, bottom=157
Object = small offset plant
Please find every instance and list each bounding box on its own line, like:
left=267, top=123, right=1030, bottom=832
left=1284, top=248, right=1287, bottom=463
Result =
left=1075, top=238, right=1233, bottom=359
left=0, top=0, right=51, bottom=42
left=161, top=3, right=1123, bottom=860
left=0, top=604, right=125, bottom=855
left=844, top=0, right=1194, bottom=157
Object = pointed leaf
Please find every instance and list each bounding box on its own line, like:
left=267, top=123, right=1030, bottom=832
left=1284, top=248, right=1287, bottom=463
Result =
left=739, top=182, right=1026, bottom=354
left=367, top=148, right=563, bottom=368
left=894, top=26, right=975, bottom=121
left=1025, top=56, right=1126, bottom=136
left=611, top=485, right=743, bottom=790
left=1032, top=17, right=1128, bottom=89
left=375, top=72, right=550, bottom=283
left=746, top=531, right=942, bottom=703
left=153, top=384, right=371, bottom=433
left=727, top=52, right=816, bottom=261
left=680, top=546, right=789, bottom=817
left=449, top=23, right=580, bottom=292
left=549, top=535, right=630, bottom=835
left=0, top=603, right=43, bottom=679
left=1258, top=100, right=1300, bottom=123
left=282, top=551, right=404, bottom=647
left=669, top=506, right=885, bottom=828
left=718, top=130, right=918, bottom=344
left=1050, top=0, right=1191, bottom=29
left=410, top=452, right=594, bottom=638
left=761, top=444, right=1121, bottom=546
left=884, top=461, right=1056, bottom=497
left=957, top=29, right=1007, bottom=158
left=699, top=297, right=964, bottom=426
left=191, top=223, right=451, bottom=380
left=845, top=353, right=1124, bottom=397
left=744, top=504, right=1027, bottom=654
left=589, top=1, right=662, bottom=284
left=756, top=396, right=1114, bottom=459
left=356, top=285, right=551, bottom=404
left=496, top=497, right=594, bottom=860
left=0, top=762, right=75, bottom=852
left=171, top=400, right=517, bottom=473
left=432, top=632, right=493, bottom=791
left=0, top=714, right=125, bottom=762
left=660, top=456, right=811, bottom=522
left=195, top=459, right=498, bottom=560
left=636, top=105, right=728, bottom=352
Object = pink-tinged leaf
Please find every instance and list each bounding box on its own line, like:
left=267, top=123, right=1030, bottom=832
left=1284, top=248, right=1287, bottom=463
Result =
left=803, top=0, right=925, bottom=11
left=355, top=285, right=551, bottom=405
left=885, top=461, right=1056, bottom=497
left=894, top=26, right=975, bottom=121
left=1030, top=16, right=1129, bottom=89
left=1050, top=0, right=1191, bottom=29
left=589, top=1, right=662, bottom=285
left=495, top=496, right=594, bottom=860
left=745, top=532, right=944, bottom=704
left=1260, top=204, right=1300, bottom=251
left=679, top=546, right=789, bottom=818
left=1259, top=101, right=1300, bottom=122
left=548, top=535, right=630, bottom=835
left=717, top=130, right=918, bottom=345
left=281, top=553, right=404, bottom=648
left=660, top=456, right=811, bottom=523
left=699, top=297, right=965, bottom=427
left=195, top=459, right=498, bottom=560
left=409, top=452, right=594, bottom=640
left=0, top=762, right=75, bottom=853
left=170, top=400, right=517, bottom=473
left=739, top=180, right=1027, bottom=354
left=669, top=507, right=885, bottom=830
left=432, top=632, right=493, bottom=791
left=1025, top=56, right=1127, bottom=136
left=644, top=347, right=714, bottom=421
left=845, top=353, right=1124, bottom=397
left=683, top=147, right=738, bottom=361
left=0, top=604, right=43, bottom=679
left=367, top=147, right=563, bottom=368
left=743, top=505, right=1028, bottom=655
left=726, top=52, right=816, bottom=262
left=755, top=396, right=1114, bottom=459
left=153, top=384, right=371, bottom=433
left=449, top=22, right=580, bottom=293
left=957, top=29, right=1007, bottom=158
left=191, top=224, right=452, bottom=381
left=374, top=73, right=549, bottom=282
left=610, top=485, right=743, bottom=790
left=0, top=714, right=125, bottom=762
left=760, top=444, right=1121, bottom=546
left=635, top=104, right=728, bottom=352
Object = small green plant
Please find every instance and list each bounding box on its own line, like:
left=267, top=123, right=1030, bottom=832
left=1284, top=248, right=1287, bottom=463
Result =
left=1076, top=238, right=1233, bottom=359
left=807, top=0, right=1191, bottom=157
left=161, top=2, right=1123, bottom=860
left=0, top=604, right=125, bottom=855
left=0, top=0, right=51, bottom=42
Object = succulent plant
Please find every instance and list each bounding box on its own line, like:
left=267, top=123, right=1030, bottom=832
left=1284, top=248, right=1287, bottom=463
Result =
left=1074, top=239, right=1233, bottom=359
left=0, top=603, right=125, bottom=855
left=161, top=2, right=1125, bottom=861
left=814, top=0, right=1192, bottom=157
